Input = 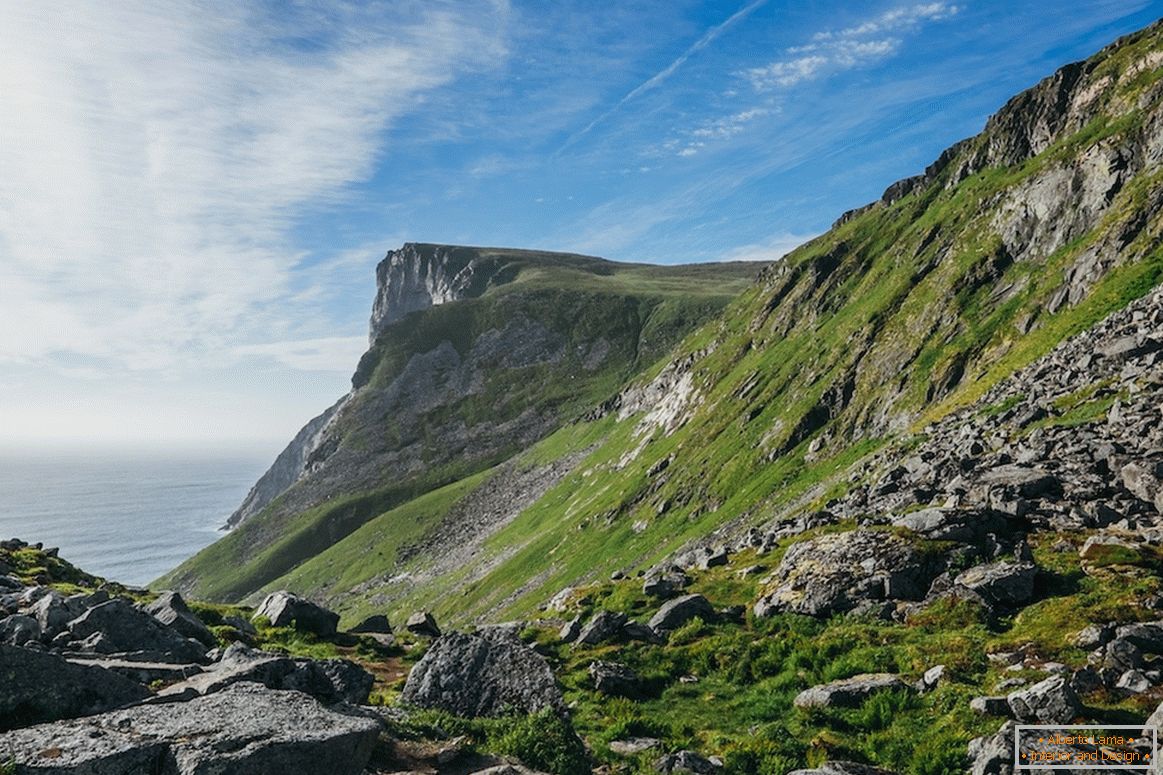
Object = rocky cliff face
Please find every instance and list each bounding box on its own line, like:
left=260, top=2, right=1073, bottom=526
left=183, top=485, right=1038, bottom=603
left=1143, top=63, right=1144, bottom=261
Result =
left=227, top=244, right=518, bottom=528
left=164, top=248, right=761, bottom=602
left=369, top=243, right=497, bottom=342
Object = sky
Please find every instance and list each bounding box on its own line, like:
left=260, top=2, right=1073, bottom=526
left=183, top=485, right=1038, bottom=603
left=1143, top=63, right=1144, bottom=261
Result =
left=1, top=0, right=1161, bottom=453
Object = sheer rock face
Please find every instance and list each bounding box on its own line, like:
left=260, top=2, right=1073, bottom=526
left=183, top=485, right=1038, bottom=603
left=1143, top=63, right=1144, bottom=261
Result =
left=369, top=243, right=485, bottom=341
left=401, top=629, right=564, bottom=717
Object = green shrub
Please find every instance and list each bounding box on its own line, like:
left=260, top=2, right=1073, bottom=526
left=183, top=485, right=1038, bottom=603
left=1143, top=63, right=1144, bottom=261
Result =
left=487, top=709, right=591, bottom=775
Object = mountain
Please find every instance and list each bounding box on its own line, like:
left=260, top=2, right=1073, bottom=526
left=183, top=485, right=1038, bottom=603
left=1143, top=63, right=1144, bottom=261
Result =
left=17, top=18, right=1163, bottom=775
left=162, top=20, right=1163, bottom=627
left=159, top=244, right=763, bottom=601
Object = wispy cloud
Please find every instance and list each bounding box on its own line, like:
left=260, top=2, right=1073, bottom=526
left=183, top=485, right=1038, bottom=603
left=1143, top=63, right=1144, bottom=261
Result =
left=564, top=0, right=769, bottom=145
left=0, top=1, right=506, bottom=372
left=718, top=233, right=818, bottom=262
left=814, top=3, right=961, bottom=40
left=746, top=3, right=958, bottom=90
left=234, top=336, right=369, bottom=372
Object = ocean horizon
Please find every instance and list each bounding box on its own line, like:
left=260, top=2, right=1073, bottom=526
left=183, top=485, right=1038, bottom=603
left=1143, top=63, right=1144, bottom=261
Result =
left=0, top=447, right=270, bottom=587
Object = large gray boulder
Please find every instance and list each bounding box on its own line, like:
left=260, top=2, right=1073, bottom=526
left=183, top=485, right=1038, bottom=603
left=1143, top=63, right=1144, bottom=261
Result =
left=0, top=644, right=150, bottom=731
left=349, top=614, right=392, bottom=634
left=648, top=594, right=714, bottom=633
left=0, top=614, right=39, bottom=647
left=1006, top=675, right=1081, bottom=723
left=26, top=590, right=81, bottom=640
left=754, top=530, right=940, bottom=618
left=589, top=660, right=643, bottom=698
left=891, top=507, right=1007, bottom=543
left=954, top=561, right=1037, bottom=608
left=401, top=629, right=563, bottom=717
left=66, top=598, right=208, bottom=663
left=654, top=750, right=722, bottom=774
left=0, top=682, right=380, bottom=774
left=793, top=674, right=912, bottom=709
left=966, top=721, right=1016, bottom=775
left=158, top=643, right=373, bottom=706
left=252, top=591, right=339, bottom=638
left=574, top=610, right=628, bottom=646
left=405, top=611, right=441, bottom=638
left=143, top=591, right=217, bottom=647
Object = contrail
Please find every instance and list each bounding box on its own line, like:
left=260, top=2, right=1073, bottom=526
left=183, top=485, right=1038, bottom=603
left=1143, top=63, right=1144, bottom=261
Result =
left=561, top=0, right=769, bottom=149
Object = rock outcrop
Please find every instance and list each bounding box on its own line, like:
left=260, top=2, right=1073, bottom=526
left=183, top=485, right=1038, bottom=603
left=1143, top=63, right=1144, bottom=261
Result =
left=252, top=590, right=339, bottom=638
left=0, top=682, right=380, bottom=774
left=0, top=644, right=150, bottom=730
left=401, top=629, right=564, bottom=717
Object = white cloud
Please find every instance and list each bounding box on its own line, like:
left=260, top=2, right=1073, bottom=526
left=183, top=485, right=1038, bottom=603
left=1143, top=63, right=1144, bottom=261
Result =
left=234, top=337, right=369, bottom=372
left=815, top=3, right=961, bottom=40
left=718, top=233, right=818, bottom=262
left=746, top=3, right=957, bottom=90
left=746, top=55, right=830, bottom=88
left=0, top=2, right=505, bottom=374
left=691, top=108, right=772, bottom=139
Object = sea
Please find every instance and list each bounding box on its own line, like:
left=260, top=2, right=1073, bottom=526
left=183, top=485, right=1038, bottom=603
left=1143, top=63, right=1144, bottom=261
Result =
left=0, top=448, right=270, bottom=587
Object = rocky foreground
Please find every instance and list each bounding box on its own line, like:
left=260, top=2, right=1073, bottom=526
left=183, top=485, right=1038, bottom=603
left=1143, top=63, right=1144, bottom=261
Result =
left=0, top=544, right=576, bottom=774
left=3, top=292, right=1163, bottom=775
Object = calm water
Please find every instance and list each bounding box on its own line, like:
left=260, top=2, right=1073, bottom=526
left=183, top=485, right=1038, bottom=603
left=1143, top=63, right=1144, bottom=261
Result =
left=0, top=449, right=269, bottom=586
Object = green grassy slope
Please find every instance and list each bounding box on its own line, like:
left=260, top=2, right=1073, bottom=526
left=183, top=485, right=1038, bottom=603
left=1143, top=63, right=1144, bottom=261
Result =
left=158, top=251, right=763, bottom=602
left=256, top=21, right=1163, bottom=627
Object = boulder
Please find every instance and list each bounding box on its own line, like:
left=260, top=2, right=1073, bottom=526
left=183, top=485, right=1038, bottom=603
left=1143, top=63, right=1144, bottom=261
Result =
left=976, top=465, right=1061, bottom=498
left=1072, top=623, right=1113, bottom=650
left=623, top=620, right=662, bottom=643
left=917, top=664, right=945, bottom=692
left=0, top=682, right=379, bottom=774
left=66, top=656, right=204, bottom=686
left=966, top=721, right=1016, bottom=775
left=349, top=614, right=392, bottom=634
left=609, top=737, right=662, bottom=755
left=401, top=629, right=563, bottom=717
left=754, top=530, right=941, bottom=618
left=66, top=598, right=208, bottom=664
left=1121, top=462, right=1162, bottom=505
left=648, top=594, right=715, bottom=633
left=654, top=750, right=722, bottom=774
left=969, top=696, right=1011, bottom=716
left=559, top=616, right=582, bottom=643
left=698, top=548, right=730, bottom=570
left=1006, top=675, right=1081, bottom=723
left=142, top=591, right=217, bottom=648
left=405, top=611, right=442, bottom=638
left=954, top=561, right=1037, bottom=608
left=589, top=660, right=644, bottom=697
left=0, top=644, right=150, bottom=731
left=158, top=643, right=373, bottom=705
left=643, top=570, right=688, bottom=598
left=891, top=507, right=1006, bottom=543
left=574, top=610, right=628, bottom=646
left=1114, top=621, right=1163, bottom=652
left=793, top=674, right=912, bottom=709
left=253, top=591, right=339, bottom=638
left=0, top=614, right=39, bottom=647
left=26, top=590, right=80, bottom=640
left=789, top=762, right=900, bottom=775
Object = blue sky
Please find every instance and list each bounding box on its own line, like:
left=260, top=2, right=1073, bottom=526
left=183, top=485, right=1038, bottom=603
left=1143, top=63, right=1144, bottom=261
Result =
left=1, top=1, right=1160, bottom=451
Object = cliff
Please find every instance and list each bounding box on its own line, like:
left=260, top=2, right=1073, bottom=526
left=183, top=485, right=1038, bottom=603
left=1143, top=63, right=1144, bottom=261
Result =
left=163, top=247, right=763, bottom=600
